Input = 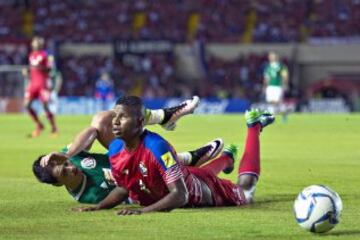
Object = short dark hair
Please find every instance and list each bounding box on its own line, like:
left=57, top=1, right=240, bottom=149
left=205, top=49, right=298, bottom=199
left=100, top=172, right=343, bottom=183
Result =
left=32, top=155, right=58, bottom=184
left=115, top=95, right=143, bottom=107
left=115, top=95, right=145, bottom=117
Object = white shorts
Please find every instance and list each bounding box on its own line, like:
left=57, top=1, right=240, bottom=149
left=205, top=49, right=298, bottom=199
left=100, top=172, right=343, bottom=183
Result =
left=266, top=86, right=283, bottom=103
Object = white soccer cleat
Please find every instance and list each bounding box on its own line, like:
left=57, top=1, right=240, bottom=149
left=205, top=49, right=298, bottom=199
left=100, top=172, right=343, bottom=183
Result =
left=189, top=138, right=224, bottom=167
left=161, top=96, right=200, bottom=131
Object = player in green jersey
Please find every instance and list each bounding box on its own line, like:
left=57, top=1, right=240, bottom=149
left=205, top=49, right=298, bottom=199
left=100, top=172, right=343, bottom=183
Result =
left=263, top=51, right=289, bottom=122
left=33, top=138, right=225, bottom=204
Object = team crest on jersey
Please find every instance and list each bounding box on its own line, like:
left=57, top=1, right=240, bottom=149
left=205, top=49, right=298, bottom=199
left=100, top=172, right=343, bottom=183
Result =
left=80, top=157, right=97, bottom=169
left=139, top=162, right=148, bottom=177
left=139, top=179, right=150, bottom=194
left=161, top=152, right=176, bottom=168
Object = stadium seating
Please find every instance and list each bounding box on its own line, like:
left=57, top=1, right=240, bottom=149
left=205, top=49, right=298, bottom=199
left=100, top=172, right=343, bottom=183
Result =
left=2, top=0, right=360, bottom=42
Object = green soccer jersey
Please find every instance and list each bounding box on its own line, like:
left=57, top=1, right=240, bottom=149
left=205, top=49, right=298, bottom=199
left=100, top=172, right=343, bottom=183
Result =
left=62, top=148, right=115, bottom=204
left=264, top=62, right=288, bottom=87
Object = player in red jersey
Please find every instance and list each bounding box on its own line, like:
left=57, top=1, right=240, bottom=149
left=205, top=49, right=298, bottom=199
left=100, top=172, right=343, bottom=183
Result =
left=74, top=96, right=275, bottom=215
left=24, top=36, right=57, bottom=137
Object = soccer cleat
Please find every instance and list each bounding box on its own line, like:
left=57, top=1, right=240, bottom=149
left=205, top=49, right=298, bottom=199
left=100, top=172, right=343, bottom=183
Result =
left=161, top=96, right=200, bottom=131
left=50, top=129, right=59, bottom=138
left=189, top=138, right=224, bottom=167
left=28, top=124, right=44, bottom=138
left=222, top=144, right=238, bottom=174
left=245, top=108, right=275, bottom=130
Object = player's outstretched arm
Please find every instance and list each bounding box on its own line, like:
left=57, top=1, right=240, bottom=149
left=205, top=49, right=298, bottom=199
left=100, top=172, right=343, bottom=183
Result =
left=67, top=111, right=115, bottom=157
left=118, top=178, right=188, bottom=215
left=66, top=127, right=98, bottom=158
left=73, top=186, right=128, bottom=212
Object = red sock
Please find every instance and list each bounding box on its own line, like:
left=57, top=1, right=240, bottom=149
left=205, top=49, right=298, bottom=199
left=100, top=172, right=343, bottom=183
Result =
left=238, top=124, right=261, bottom=179
left=45, top=110, right=57, bottom=132
left=201, top=154, right=233, bottom=175
left=28, top=107, right=43, bottom=128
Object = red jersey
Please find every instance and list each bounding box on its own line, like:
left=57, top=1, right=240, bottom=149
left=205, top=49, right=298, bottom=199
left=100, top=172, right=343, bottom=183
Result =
left=109, top=130, right=185, bottom=206
left=108, top=130, right=247, bottom=208
left=28, top=50, right=49, bottom=88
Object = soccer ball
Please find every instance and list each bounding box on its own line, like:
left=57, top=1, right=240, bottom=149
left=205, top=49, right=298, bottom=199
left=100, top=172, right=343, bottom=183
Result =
left=294, top=185, right=343, bottom=233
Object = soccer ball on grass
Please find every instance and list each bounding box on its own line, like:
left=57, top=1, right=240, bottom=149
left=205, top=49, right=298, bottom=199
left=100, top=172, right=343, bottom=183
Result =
left=294, top=185, right=343, bottom=233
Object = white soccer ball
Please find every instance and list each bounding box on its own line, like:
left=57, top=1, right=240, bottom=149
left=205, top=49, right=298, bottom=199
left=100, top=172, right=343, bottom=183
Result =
left=294, top=185, right=343, bottom=233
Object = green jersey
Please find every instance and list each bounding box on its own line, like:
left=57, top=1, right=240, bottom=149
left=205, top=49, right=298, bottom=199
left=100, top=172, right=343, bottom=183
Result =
left=264, top=62, right=288, bottom=87
left=62, top=148, right=115, bottom=204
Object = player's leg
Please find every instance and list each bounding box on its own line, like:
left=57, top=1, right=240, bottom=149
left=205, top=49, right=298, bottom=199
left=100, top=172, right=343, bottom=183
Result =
left=200, top=144, right=237, bottom=175
left=24, top=90, right=44, bottom=137
left=144, top=96, right=200, bottom=130
left=177, top=138, right=224, bottom=166
left=41, top=89, right=58, bottom=135
left=237, top=109, right=275, bottom=202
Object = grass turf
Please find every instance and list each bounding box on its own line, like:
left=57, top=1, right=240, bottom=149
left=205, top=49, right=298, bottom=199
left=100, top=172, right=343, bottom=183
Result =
left=0, top=113, right=359, bottom=240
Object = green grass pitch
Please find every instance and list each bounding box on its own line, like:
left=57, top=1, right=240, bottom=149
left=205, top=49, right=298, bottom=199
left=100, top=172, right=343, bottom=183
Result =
left=0, top=113, right=359, bottom=240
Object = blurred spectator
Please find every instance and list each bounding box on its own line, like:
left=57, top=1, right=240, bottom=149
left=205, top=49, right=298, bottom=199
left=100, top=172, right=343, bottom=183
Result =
left=3, top=0, right=360, bottom=43
left=95, top=71, right=115, bottom=110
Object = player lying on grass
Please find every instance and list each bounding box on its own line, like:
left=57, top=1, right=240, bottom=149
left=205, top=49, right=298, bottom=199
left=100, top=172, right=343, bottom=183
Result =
left=33, top=95, right=224, bottom=203
left=72, top=96, right=275, bottom=215
left=32, top=139, right=224, bottom=204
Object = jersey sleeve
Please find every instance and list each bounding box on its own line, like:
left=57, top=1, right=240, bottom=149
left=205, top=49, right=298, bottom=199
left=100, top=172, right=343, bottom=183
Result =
left=150, top=139, right=183, bottom=184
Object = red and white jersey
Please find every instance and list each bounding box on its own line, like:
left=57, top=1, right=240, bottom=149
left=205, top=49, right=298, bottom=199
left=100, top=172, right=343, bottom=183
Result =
left=28, top=50, right=49, bottom=88
left=109, top=130, right=212, bottom=207
left=109, top=130, right=247, bottom=207
left=109, top=130, right=184, bottom=206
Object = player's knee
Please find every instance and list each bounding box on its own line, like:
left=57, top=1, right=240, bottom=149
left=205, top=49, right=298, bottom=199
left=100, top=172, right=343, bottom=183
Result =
left=238, top=174, right=258, bottom=204
left=238, top=174, right=258, bottom=190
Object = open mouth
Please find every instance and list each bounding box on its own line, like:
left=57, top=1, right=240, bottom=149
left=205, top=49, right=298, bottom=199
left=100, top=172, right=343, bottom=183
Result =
left=112, top=128, right=122, bottom=136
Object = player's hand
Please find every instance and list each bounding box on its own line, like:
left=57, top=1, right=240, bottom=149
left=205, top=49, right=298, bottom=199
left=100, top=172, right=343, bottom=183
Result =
left=40, top=152, right=68, bottom=167
left=72, top=206, right=99, bottom=212
left=117, top=208, right=142, bottom=216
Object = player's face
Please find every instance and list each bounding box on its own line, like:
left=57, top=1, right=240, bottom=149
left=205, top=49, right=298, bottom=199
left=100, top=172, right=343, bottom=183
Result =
left=268, top=52, right=278, bottom=62
left=112, top=105, right=143, bottom=140
left=31, top=38, right=43, bottom=51
left=49, top=160, right=81, bottom=185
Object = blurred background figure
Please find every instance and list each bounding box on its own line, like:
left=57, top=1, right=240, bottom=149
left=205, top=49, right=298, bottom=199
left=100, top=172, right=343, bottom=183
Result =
left=48, top=54, right=63, bottom=114
left=24, top=36, right=58, bottom=137
left=95, top=72, right=115, bottom=111
left=263, top=51, right=289, bottom=122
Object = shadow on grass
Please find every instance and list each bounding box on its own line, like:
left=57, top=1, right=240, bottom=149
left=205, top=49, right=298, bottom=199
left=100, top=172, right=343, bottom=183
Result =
left=158, top=193, right=297, bottom=214
left=324, top=230, right=360, bottom=237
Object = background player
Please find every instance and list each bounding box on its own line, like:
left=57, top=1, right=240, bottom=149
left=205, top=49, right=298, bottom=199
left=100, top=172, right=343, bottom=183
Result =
left=73, top=96, right=274, bottom=215
left=263, top=51, right=289, bottom=122
left=95, top=71, right=114, bottom=111
left=24, top=36, right=58, bottom=137
left=48, top=55, right=63, bottom=114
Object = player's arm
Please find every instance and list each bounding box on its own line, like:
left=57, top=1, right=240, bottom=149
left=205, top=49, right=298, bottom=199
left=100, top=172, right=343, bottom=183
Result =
left=66, top=111, right=115, bottom=157
left=143, top=178, right=188, bottom=213
left=281, top=65, right=289, bottom=90
left=117, top=178, right=188, bottom=216
left=66, top=126, right=98, bottom=158
left=73, top=186, right=129, bottom=212
left=54, top=71, right=63, bottom=93
left=263, top=66, right=270, bottom=89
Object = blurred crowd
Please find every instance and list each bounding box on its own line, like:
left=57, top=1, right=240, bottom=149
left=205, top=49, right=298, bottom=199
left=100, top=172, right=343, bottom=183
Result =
left=1, top=0, right=360, bottom=100
left=59, top=53, right=178, bottom=98
left=1, top=0, right=360, bottom=42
